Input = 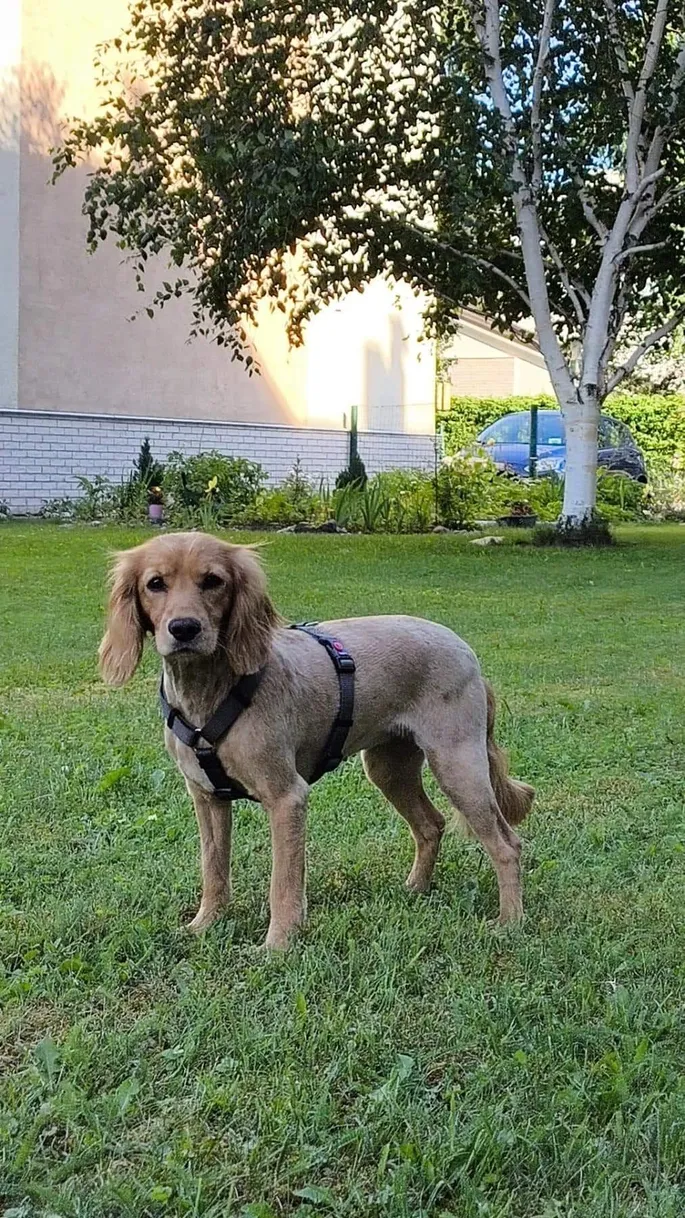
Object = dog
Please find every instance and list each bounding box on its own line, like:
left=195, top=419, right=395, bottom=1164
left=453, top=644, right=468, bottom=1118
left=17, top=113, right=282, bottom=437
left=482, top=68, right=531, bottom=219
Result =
left=99, top=531, right=534, bottom=948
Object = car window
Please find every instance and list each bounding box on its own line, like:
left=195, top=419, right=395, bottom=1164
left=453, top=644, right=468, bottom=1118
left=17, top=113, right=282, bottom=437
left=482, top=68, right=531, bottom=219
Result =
left=479, top=412, right=565, bottom=446
left=537, top=414, right=565, bottom=445
left=598, top=417, right=613, bottom=447
left=599, top=416, right=633, bottom=448
left=480, top=414, right=530, bottom=444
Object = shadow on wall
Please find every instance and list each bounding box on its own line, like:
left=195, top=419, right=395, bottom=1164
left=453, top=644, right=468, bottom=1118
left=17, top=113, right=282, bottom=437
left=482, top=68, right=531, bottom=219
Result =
left=363, top=314, right=406, bottom=432
left=2, top=61, right=300, bottom=424
left=0, top=62, right=66, bottom=154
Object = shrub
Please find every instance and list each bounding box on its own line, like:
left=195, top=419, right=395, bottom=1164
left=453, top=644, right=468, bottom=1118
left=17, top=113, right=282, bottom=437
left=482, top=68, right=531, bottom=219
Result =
left=500, top=499, right=536, bottom=519
left=645, top=462, right=685, bottom=518
left=511, top=475, right=563, bottom=522
left=163, top=451, right=266, bottom=524
left=241, top=459, right=323, bottom=527
left=357, top=481, right=389, bottom=533
left=71, top=475, right=116, bottom=521
left=607, top=393, right=685, bottom=468
left=498, top=469, right=645, bottom=523
left=335, top=451, right=368, bottom=489
left=371, top=469, right=435, bottom=532
left=595, top=468, right=648, bottom=521
left=437, top=454, right=501, bottom=529
left=330, top=481, right=360, bottom=529
left=133, top=437, right=165, bottom=489
left=330, top=470, right=436, bottom=533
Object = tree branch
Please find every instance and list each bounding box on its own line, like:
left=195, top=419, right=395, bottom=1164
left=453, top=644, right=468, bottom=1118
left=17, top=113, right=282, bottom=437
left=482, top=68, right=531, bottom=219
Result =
left=606, top=308, right=685, bottom=394
left=584, top=168, right=668, bottom=386
left=613, top=240, right=668, bottom=265
left=538, top=219, right=589, bottom=326
left=465, top=254, right=533, bottom=309
left=628, top=168, right=668, bottom=239
left=396, top=217, right=535, bottom=310
left=556, top=135, right=609, bottom=242
left=652, top=182, right=685, bottom=215
left=576, top=181, right=610, bottom=244
left=598, top=272, right=632, bottom=397
left=602, top=0, right=635, bottom=111
left=465, top=0, right=578, bottom=407
left=382, top=210, right=535, bottom=311
left=625, top=0, right=669, bottom=192
left=531, top=0, right=556, bottom=194
left=666, top=40, right=685, bottom=124
left=639, top=40, right=685, bottom=196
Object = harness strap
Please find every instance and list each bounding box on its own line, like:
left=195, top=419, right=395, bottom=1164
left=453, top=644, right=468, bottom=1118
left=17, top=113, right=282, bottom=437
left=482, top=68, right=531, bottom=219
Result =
left=193, top=748, right=251, bottom=801
left=200, top=669, right=264, bottom=744
left=159, top=625, right=355, bottom=801
left=291, top=625, right=355, bottom=781
left=160, top=670, right=264, bottom=801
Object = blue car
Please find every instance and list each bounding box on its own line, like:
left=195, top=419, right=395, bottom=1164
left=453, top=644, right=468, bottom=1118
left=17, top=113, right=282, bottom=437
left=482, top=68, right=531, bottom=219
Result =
left=476, top=409, right=648, bottom=482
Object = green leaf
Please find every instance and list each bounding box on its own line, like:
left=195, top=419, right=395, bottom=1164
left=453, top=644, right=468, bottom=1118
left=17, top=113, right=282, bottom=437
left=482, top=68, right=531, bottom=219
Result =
left=113, top=1076, right=141, bottom=1116
left=149, top=1185, right=173, bottom=1204
left=292, top=1186, right=335, bottom=1206
left=97, top=765, right=131, bottom=792
left=34, top=1037, right=61, bottom=1087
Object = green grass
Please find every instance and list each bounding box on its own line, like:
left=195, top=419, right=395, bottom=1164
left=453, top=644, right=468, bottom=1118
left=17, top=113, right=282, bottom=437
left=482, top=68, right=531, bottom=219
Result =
left=1, top=522, right=684, bottom=1218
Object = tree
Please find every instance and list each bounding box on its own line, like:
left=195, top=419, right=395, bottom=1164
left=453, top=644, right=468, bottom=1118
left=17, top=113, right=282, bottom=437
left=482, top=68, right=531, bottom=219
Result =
left=453, top=0, right=685, bottom=528
left=55, top=0, right=685, bottom=529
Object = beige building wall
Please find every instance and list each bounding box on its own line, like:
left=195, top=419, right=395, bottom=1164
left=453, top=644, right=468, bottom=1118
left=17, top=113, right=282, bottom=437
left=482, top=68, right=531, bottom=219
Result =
left=447, top=310, right=554, bottom=399
left=3, top=0, right=436, bottom=432
left=0, top=0, right=21, bottom=411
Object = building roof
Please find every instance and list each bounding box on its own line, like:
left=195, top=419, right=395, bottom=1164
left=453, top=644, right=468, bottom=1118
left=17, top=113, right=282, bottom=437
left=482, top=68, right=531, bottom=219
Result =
left=444, top=310, right=548, bottom=370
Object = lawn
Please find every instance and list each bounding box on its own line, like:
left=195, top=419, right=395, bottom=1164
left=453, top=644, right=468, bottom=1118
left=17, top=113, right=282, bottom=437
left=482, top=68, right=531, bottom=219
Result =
left=1, top=522, right=684, bottom=1218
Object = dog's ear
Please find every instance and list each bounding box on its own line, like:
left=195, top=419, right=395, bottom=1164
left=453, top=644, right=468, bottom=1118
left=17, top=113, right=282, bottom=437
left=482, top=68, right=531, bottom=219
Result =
left=99, top=550, right=146, bottom=686
left=224, top=546, right=278, bottom=674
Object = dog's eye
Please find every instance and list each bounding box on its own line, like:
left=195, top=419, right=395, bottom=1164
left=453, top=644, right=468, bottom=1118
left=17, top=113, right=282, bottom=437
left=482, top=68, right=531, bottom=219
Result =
left=200, top=573, right=224, bottom=591
left=147, top=575, right=167, bottom=593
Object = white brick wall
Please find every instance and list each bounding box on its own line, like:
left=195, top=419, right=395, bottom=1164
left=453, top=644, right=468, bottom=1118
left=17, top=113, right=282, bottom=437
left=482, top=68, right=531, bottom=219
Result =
left=0, top=409, right=437, bottom=513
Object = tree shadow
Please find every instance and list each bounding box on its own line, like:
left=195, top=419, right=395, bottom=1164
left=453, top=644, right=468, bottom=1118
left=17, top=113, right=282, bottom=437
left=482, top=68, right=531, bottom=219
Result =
left=0, top=61, right=66, bottom=155
left=363, top=313, right=406, bottom=432
left=3, top=60, right=300, bottom=423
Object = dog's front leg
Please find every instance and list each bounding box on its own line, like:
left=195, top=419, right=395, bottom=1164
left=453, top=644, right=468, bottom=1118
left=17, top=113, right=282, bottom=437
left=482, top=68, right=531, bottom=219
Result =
left=185, top=780, right=232, bottom=933
left=263, top=776, right=309, bottom=950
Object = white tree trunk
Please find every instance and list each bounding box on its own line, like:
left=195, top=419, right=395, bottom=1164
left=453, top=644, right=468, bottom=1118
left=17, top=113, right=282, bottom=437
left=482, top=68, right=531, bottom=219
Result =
left=560, top=399, right=599, bottom=526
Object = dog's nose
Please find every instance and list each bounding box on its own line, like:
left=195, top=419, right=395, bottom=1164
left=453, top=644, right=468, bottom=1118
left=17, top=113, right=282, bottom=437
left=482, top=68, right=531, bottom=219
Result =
left=168, top=617, right=202, bottom=643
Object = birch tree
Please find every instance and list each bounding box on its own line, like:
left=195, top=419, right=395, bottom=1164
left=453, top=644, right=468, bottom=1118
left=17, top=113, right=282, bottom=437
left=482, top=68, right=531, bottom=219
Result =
left=453, top=0, right=685, bottom=527
left=55, top=0, right=685, bottom=530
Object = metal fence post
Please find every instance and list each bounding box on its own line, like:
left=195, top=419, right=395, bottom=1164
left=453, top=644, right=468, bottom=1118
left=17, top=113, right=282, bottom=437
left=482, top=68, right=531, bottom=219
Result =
left=529, top=404, right=539, bottom=479
left=349, top=403, right=359, bottom=469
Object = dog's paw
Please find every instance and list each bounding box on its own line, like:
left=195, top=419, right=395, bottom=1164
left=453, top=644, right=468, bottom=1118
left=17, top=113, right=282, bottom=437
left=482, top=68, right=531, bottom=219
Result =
left=263, top=921, right=302, bottom=951
left=405, top=871, right=432, bottom=894
left=490, top=908, right=525, bottom=933
left=185, top=902, right=227, bottom=934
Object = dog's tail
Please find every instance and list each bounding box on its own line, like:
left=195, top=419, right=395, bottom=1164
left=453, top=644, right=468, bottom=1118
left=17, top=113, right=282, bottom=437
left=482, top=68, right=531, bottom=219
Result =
left=485, top=681, right=534, bottom=826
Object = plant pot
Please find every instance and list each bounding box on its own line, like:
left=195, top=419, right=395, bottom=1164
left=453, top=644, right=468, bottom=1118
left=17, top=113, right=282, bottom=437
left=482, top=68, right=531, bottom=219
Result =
left=148, top=503, right=164, bottom=524
left=497, top=513, right=537, bottom=528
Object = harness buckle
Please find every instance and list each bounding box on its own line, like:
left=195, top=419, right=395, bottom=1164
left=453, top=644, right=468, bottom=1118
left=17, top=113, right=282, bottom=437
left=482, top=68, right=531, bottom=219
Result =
left=335, top=654, right=356, bottom=674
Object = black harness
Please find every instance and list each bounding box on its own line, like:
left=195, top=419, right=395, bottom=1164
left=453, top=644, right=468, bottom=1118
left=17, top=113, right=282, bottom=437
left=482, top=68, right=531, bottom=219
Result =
left=159, top=624, right=356, bottom=801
